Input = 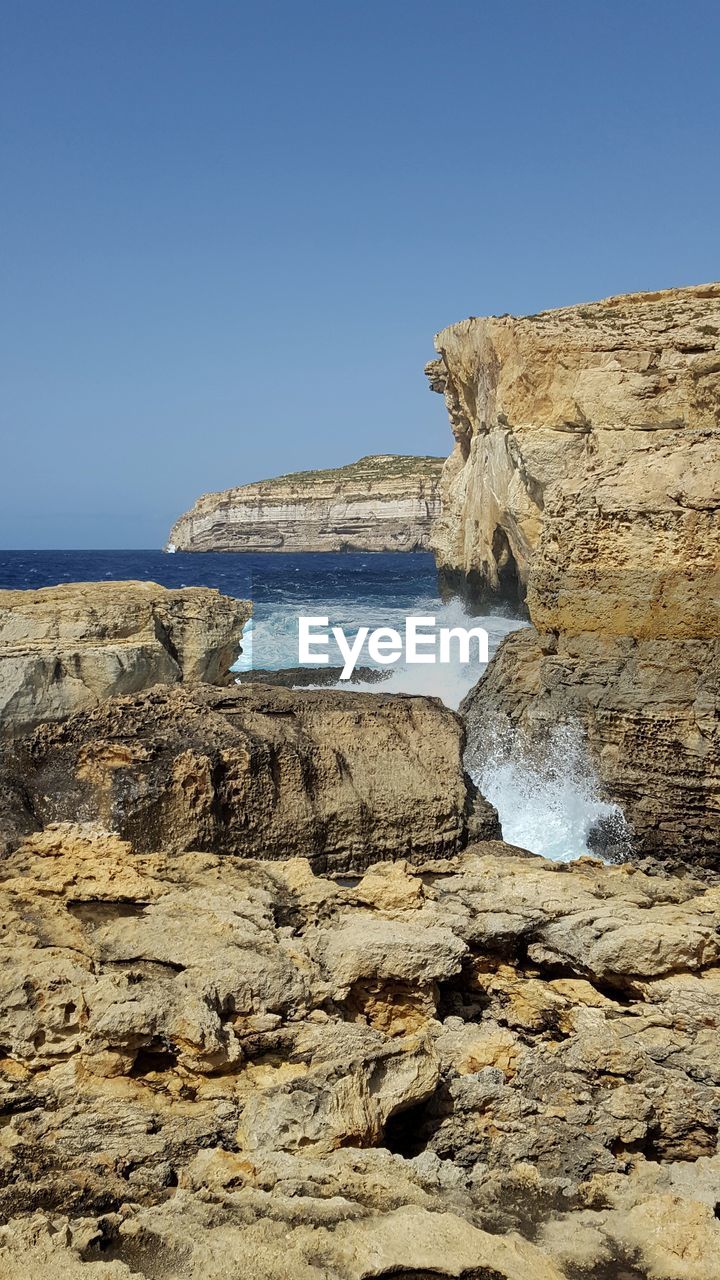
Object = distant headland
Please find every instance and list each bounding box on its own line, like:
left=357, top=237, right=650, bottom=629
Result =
left=166, top=453, right=444, bottom=553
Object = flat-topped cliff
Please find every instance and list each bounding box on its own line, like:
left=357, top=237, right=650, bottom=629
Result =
left=167, top=453, right=444, bottom=552
left=427, top=283, right=720, bottom=863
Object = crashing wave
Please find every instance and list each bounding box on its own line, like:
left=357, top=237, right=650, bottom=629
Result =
left=468, top=720, right=632, bottom=863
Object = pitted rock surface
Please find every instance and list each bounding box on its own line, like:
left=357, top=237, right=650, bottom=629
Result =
left=0, top=828, right=718, bottom=1277
left=1, top=682, right=497, bottom=865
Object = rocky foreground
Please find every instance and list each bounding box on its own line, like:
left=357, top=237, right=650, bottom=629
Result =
left=427, top=284, right=720, bottom=866
left=0, top=828, right=719, bottom=1278
left=166, top=454, right=443, bottom=552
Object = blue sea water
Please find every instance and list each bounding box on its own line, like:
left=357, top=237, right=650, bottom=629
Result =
left=0, top=548, right=257, bottom=595
left=0, top=548, right=439, bottom=616
left=0, top=549, right=521, bottom=696
left=0, top=548, right=626, bottom=860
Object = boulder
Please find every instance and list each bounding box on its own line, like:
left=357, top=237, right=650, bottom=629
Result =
left=0, top=581, right=251, bottom=735
left=3, top=682, right=497, bottom=867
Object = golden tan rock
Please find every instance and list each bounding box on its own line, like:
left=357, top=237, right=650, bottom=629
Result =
left=0, top=832, right=718, bottom=1275
left=427, top=283, right=720, bottom=602
left=354, top=860, right=426, bottom=912
left=427, top=284, right=720, bottom=862
left=0, top=580, right=250, bottom=735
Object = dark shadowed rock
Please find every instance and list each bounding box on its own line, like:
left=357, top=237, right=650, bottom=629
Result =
left=5, top=682, right=498, bottom=869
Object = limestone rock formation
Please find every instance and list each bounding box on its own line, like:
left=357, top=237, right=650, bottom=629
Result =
left=0, top=827, right=718, bottom=1277
left=462, top=626, right=719, bottom=865
left=167, top=454, right=443, bottom=552
left=0, top=581, right=251, bottom=736
left=2, top=682, right=497, bottom=864
left=426, top=283, right=720, bottom=604
left=427, top=285, right=720, bottom=862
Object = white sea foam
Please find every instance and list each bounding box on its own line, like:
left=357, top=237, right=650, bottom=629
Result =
left=233, top=598, right=630, bottom=864
left=236, top=616, right=253, bottom=670
left=469, top=722, right=631, bottom=863
left=234, top=596, right=523, bottom=709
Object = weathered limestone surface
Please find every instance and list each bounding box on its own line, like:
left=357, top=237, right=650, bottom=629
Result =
left=167, top=454, right=443, bottom=552
left=428, top=285, right=720, bottom=862
left=0, top=582, right=251, bottom=735
left=1, top=683, right=496, bottom=864
left=463, top=627, right=719, bottom=864
left=427, top=283, right=720, bottom=601
left=0, top=828, right=718, bottom=1278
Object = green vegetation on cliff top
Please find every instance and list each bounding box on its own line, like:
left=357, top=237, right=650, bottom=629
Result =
left=249, top=454, right=444, bottom=490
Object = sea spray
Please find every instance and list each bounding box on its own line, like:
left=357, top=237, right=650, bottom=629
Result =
left=234, top=594, right=522, bottom=707
left=231, top=587, right=631, bottom=865
left=468, top=720, right=632, bottom=863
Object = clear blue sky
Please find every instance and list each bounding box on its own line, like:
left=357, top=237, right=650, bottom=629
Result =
left=2, top=0, right=718, bottom=548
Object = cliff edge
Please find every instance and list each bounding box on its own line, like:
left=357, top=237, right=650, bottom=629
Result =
left=427, top=283, right=720, bottom=863
left=167, top=454, right=444, bottom=553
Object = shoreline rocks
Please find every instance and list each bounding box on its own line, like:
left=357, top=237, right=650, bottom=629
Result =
left=462, top=626, right=720, bottom=866
left=428, top=284, right=720, bottom=864
left=0, top=828, right=718, bottom=1277
left=2, top=682, right=498, bottom=866
left=167, top=454, right=444, bottom=553
left=0, top=581, right=251, bottom=736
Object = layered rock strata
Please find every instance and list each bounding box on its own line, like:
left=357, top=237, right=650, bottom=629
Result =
left=426, top=283, right=720, bottom=605
left=427, top=285, right=720, bottom=862
left=167, top=454, right=444, bottom=552
left=0, top=582, right=251, bottom=735
left=1, top=683, right=497, bottom=865
left=0, top=827, right=719, bottom=1278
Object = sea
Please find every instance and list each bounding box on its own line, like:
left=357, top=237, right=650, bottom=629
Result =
left=0, top=548, right=626, bottom=861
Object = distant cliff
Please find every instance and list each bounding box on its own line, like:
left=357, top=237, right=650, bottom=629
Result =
left=167, top=454, right=444, bottom=553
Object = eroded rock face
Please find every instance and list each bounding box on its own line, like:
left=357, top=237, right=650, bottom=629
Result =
left=427, top=285, right=720, bottom=862
left=2, top=683, right=495, bottom=865
left=0, top=582, right=251, bottom=735
left=167, top=454, right=444, bottom=552
left=426, top=284, right=720, bottom=603
left=0, top=828, right=718, bottom=1277
left=463, top=628, right=720, bottom=865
